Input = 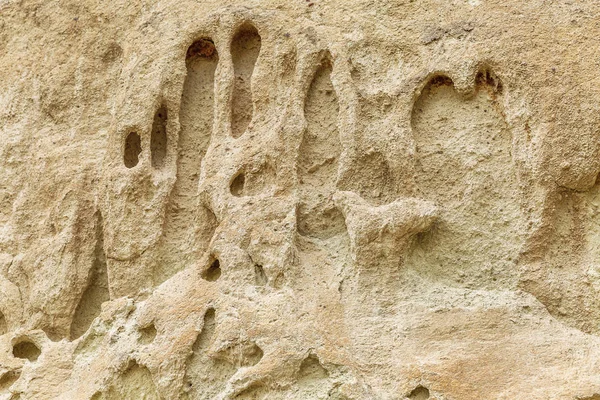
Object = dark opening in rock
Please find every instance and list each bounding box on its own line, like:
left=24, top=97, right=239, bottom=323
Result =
left=124, top=132, right=142, bottom=168
left=202, top=259, right=222, bottom=282
left=12, top=340, right=41, bottom=362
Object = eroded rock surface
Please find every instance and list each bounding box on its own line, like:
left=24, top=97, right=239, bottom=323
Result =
left=2, top=1, right=600, bottom=399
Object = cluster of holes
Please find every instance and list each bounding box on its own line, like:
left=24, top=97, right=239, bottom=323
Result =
left=12, top=339, right=41, bottom=362
left=123, top=105, right=168, bottom=169
left=202, top=259, right=222, bottom=282
left=424, top=70, right=503, bottom=95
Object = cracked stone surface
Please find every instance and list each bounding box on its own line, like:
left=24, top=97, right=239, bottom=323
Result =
left=2, top=0, right=600, bottom=399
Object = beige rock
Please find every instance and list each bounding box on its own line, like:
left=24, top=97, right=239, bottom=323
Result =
left=3, top=0, right=600, bottom=399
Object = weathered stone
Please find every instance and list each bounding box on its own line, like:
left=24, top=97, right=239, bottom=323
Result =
left=2, top=1, right=600, bottom=399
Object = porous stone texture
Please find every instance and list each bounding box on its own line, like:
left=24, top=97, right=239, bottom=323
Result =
left=2, top=0, right=600, bottom=399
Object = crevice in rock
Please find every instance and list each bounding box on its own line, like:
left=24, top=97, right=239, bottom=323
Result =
left=123, top=132, right=141, bottom=168
left=0, top=370, right=20, bottom=392
left=254, top=264, right=268, bottom=286
left=195, top=307, right=216, bottom=351
left=0, top=311, right=7, bottom=335
left=202, top=259, right=222, bottom=282
left=241, top=343, right=264, bottom=367
left=70, top=210, right=109, bottom=341
left=150, top=104, right=168, bottom=169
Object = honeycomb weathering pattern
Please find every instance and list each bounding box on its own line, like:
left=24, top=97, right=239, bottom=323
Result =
left=3, top=1, right=600, bottom=399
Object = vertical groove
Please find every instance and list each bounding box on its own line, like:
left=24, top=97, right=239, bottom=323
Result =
left=154, top=39, right=219, bottom=285
left=70, top=211, right=109, bottom=340
left=230, top=24, right=261, bottom=138
left=151, top=105, right=168, bottom=169
left=297, top=57, right=345, bottom=239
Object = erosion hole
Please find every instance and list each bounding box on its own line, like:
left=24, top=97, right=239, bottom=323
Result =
left=124, top=132, right=141, bottom=168
left=426, top=74, right=453, bottom=88
left=229, top=163, right=277, bottom=197
left=408, top=385, right=430, bottom=400
left=187, top=38, right=217, bottom=59
left=139, top=323, right=157, bottom=345
left=254, top=264, right=268, bottom=286
left=151, top=105, right=168, bottom=169
left=230, top=172, right=245, bottom=196
left=338, top=150, right=394, bottom=205
left=245, top=343, right=264, bottom=366
left=299, top=353, right=328, bottom=380
left=230, top=22, right=261, bottom=138
left=0, top=370, right=20, bottom=391
left=202, top=259, right=222, bottom=282
left=12, top=340, right=41, bottom=362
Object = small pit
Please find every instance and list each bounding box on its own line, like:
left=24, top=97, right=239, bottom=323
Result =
left=12, top=339, right=41, bottom=362
left=139, top=323, right=157, bottom=345
left=408, top=385, right=430, bottom=400
left=202, top=259, right=222, bottom=282
left=230, top=172, right=245, bottom=196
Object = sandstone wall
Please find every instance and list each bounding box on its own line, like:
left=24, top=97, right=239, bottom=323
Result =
left=2, top=0, right=600, bottom=399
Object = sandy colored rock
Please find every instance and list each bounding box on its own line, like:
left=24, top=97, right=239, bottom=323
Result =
left=2, top=0, right=600, bottom=399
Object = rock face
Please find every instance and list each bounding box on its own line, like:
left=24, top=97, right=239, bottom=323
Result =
left=3, top=0, right=600, bottom=399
